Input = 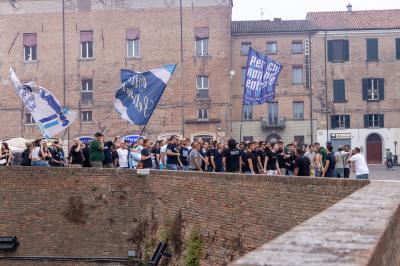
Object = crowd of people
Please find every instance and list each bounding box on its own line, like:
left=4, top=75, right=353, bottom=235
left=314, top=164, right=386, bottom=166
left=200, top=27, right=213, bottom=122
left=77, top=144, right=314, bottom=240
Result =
left=0, top=131, right=371, bottom=180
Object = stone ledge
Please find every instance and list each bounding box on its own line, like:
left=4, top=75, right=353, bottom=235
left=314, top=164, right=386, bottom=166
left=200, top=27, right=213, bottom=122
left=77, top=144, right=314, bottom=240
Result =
left=2, top=166, right=370, bottom=188
left=231, top=181, right=400, bottom=266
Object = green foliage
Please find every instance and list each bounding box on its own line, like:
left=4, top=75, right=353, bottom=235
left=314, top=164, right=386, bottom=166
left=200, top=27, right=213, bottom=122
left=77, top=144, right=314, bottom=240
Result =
left=185, top=229, right=203, bottom=266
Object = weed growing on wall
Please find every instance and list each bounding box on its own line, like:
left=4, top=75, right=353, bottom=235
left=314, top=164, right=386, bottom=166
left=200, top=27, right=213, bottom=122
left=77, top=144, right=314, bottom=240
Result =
left=185, top=229, right=203, bottom=266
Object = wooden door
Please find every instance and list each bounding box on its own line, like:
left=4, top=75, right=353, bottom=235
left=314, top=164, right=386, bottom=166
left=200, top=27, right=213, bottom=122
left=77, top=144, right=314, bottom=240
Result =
left=366, top=133, right=382, bottom=164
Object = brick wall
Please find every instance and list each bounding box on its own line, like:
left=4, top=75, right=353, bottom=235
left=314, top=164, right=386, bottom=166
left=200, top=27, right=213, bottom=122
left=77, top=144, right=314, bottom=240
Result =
left=0, top=167, right=368, bottom=265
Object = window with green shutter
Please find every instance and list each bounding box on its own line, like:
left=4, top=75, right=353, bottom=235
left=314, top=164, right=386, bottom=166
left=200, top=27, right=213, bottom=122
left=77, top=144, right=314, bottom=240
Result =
left=331, top=115, right=350, bottom=129
left=366, top=39, right=378, bottom=61
left=365, top=114, right=383, bottom=128
left=328, top=40, right=349, bottom=62
left=333, top=80, right=345, bottom=102
left=362, top=78, right=384, bottom=101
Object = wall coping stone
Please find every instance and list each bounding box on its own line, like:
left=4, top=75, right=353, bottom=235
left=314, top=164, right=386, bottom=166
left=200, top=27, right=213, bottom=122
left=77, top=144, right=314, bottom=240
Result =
left=231, top=180, right=400, bottom=266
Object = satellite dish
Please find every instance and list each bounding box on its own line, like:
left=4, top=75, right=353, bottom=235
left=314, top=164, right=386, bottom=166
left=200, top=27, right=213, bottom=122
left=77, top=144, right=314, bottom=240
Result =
left=230, top=70, right=235, bottom=76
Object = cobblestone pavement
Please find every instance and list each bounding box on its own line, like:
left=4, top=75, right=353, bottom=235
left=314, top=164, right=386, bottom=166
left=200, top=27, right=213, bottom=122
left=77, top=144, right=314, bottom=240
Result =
left=362, top=164, right=400, bottom=180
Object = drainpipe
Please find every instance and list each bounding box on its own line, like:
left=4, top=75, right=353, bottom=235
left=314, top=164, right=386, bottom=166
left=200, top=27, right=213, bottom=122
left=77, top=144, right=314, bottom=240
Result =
left=62, top=0, right=70, bottom=148
left=179, top=0, right=185, bottom=137
left=309, top=32, right=313, bottom=144
left=324, top=31, right=329, bottom=143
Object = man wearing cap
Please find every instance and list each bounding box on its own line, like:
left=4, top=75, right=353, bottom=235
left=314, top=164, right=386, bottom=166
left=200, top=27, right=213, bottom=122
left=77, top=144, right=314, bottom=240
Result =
left=89, top=132, right=105, bottom=168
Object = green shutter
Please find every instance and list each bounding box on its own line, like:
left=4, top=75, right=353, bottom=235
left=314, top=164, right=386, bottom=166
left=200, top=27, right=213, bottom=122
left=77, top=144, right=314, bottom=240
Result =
left=379, top=78, right=384, bottom=100
left=328, top=40, right=333, bottom=61
left=364, top=114, right=369, bottom=128
left=362, top=79, right=369, bottom=101
left=379, top=114, right=384, bottom=128
left=345, top=115, right=350, bottom=128
left=333, top=80, right=345, bottom=102
left=343, top=40, right=350, bottom=61
left=331, top=115, right=336, bottom=129
left=396, top=38, right=400, bottom=60
left=367, top=39, right=378, bottom=61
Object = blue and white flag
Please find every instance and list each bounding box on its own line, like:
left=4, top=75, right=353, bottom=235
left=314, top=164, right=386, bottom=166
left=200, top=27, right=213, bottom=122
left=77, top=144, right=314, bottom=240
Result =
left=9, top=68, right=77, bottom=139
left=114, top=64, right=176, bottom=125
left=243, top=47, right=283, bottom=105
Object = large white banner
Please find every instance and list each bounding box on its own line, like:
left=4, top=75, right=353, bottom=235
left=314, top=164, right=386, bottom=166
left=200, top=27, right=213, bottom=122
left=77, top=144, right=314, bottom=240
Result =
left=9, top=68, right=77, bottom=138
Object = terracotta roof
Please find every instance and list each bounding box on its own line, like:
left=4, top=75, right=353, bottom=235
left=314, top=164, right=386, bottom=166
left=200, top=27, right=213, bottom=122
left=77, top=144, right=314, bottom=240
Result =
left=231, top=20, right=313, bottom=34
left=306, top=9, right=400, bottom=30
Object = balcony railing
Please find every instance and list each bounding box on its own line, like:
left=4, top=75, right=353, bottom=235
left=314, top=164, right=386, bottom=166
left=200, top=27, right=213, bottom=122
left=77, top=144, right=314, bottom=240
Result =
left=261, top=116, right=285, bottom=129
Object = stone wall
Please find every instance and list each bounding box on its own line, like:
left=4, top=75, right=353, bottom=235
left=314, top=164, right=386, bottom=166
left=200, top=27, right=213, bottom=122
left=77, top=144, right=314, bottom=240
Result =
left=232, top=181, right=400, bottom=266
left=0, top=167, right=368, bottom=265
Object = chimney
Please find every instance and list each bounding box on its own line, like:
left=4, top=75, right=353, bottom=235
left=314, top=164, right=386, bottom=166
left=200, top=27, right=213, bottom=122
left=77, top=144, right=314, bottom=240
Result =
left=346, top=3, right=352, bottom=13
left=273, top=18, right=281, bottom=21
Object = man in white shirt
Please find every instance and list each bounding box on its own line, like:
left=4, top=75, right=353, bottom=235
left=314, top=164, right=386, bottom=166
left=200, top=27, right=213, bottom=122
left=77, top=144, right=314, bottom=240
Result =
left=160, top=142, right=168, bottom=165
left=349, top=147, right=369, bottom=179
left=117, top=142, right=129, bottom=168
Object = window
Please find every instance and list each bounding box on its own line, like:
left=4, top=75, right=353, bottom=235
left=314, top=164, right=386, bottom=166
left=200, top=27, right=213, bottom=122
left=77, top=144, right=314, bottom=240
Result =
left=328, top=39, right=349, bottom=62
left=268, top=102, right=278, bottom=125
left=126, top=29, right=140, bottom=58
left=366, top=39, right=378, bottom=61
left=81, top=111, right=93, bottom=122
left=362, top=78, right=384, bottom=101
left=331, top=115, right=350, bottom=129
left=194, top=27, right=209, bottom=56
left=293, top=102, right=304, bottom=120
left=196, top=76, right=208, bottom=98
left=23, top=33, right=37, bottom=61
left=241, top=42, right=251, bottom=56
left=294, top=136, right=304, bottom=145
left=333, top=80, right=346, bottom=102
left=292, top=66, right=303, bottom=84
left=266, top=42, right=277, bottom=54
left=127, top=39, right=140, bottom=57
left=81, top=79, right=93, bottom=101
left=80, top=31, right=93, bottom=59
left=364, top=114, right=384, bottom=128
left=197, top=108, right=208, bottom=120
left=292, top=41, right=303, bottom=54
left=396, top=38, right=400, bottom=60
left=25, top=113, right=35, bottom=124
left=241, top=67, right=247, bottom=86
left=242, top=105, right=253, bottom=120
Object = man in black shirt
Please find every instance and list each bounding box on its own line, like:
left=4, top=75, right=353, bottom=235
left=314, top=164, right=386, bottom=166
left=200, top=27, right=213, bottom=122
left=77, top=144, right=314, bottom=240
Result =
left=243, top=141, right=257, bottom=174
left=285, top=144, right=296, bottom=176
left=294, top=148, right=311, bottom=176
left=256, top=141, right=266, bottom=174
left=141, top=139, right=153, bottom=169
left=102, top=140, right=114, bottom=168
left=277, top=140, right=286, bottom=175
left=179, top=138, right=190, bottom=171
left=222, top=139, right=241, bottom=173
left=206, top=142, right=216, bottom=172
left=50, top=140, right=65, bottom=167
left=166, top=135, right=180, bottom=170
left=265, top=143, right=281, bottom=175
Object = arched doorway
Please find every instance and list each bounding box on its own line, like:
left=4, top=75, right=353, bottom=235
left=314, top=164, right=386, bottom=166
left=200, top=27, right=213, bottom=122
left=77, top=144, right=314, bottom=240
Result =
left=366, top=133, right=382, bottom=164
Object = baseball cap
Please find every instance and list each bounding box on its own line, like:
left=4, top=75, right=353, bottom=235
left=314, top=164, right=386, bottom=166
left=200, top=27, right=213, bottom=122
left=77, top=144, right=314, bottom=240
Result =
left=326, top=141, right=332, bottom=146
left=95, top=132, right=103, bottom=137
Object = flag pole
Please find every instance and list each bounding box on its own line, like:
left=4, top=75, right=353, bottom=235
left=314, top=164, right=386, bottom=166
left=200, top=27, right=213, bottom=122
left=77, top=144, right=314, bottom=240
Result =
left=239, top=102, right=244, bottom=142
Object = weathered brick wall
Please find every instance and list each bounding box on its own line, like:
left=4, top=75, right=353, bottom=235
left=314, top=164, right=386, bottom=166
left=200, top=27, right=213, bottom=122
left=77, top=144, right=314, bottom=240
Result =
left=0, top=167, right=368, bottom=265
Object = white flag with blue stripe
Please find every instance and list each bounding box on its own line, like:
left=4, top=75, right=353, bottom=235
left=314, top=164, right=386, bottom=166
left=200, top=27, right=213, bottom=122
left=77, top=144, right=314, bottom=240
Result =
left=9, top=68, right=77, bottom=139
left=114, top=64, right=176, bottom=125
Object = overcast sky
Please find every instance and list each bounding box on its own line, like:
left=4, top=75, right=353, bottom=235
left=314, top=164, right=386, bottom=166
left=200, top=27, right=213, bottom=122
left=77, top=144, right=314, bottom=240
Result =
left=232, top=0, right=400, bottom=21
